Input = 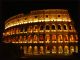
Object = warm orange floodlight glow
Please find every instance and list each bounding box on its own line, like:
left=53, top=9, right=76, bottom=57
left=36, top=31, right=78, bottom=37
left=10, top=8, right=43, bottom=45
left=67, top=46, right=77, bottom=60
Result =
left=3, top=9, right=78, bottom=56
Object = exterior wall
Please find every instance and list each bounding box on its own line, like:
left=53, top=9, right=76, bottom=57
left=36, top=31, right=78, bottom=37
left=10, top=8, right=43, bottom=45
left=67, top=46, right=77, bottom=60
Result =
left=3, top=9, right=78, bottom=56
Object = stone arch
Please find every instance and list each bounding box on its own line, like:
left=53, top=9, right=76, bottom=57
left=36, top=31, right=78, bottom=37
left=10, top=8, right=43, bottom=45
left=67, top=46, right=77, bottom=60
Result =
left=28, top=46, right=32, bottom=54
left=52, top=24, right=56, bottom=30
left=39, top=46, right=44, bottom=54
left=23, top=46, right=27, bottom=54
left=70, top=46, right=74, bottom=54
left=58, top=35, right=63, bottom=43
left=64, top=46, right=69, bottom=55
left=40, top=25, right=44, bottom=30
left=63, top=24, right=67, bottom=30
left=52, top=46, right=56, bottom=53
left=57, top=24, right=61, bottom=30
left=34, top=46, right=38, bottom=54
left=58, top=46, right=63, bottom=54
left=46, top=24, right=50, bottom=30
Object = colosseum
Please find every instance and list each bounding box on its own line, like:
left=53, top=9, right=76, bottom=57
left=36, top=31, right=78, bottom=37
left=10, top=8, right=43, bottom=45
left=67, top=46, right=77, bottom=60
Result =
left=3, top=9, right=78, bottom=56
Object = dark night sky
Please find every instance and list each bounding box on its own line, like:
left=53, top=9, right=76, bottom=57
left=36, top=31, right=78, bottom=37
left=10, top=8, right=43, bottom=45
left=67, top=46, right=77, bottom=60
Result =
left=0, top=0, right=80, bottom=42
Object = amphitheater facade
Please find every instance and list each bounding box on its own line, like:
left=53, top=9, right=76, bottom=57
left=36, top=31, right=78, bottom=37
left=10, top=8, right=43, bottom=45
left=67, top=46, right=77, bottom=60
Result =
left=3, top=9, right=78, bottom=56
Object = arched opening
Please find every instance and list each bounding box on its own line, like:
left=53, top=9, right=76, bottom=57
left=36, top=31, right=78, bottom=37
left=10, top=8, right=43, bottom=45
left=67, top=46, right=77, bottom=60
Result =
left=46, top=45, right=50, bottom=53
left=64, top=35, right=68, bottom=43
left=40, top=46, right=44, bottom=54
left=28, top=26, right=33, bottom=32
left=20, top=27, right=23, bottom=32
left=39, top=35, right=44, bottom=43
left=23, top=26, right=27, bottom=32
left=58, top=46, right=63, bottom=54
left=75, top=46, right=78, bottom=53
left=33, top=35, right=38, bottom=43
left=52, top=24, right=55, bottom=30
left=23, top=46, right=27, bottom=55
left=52, top=46, right=56, bottom=53
left=11, top=29, right=13, bottom=34
left=64, top=46, right=69, bottom=55
left=12, top=37, right=16, bottom=43
left=63, top=24, right=67, bottom=30
left=28, top=35, right=32, bottom=43
left=28, top=46, right=32, bottom=54
left=23, top=36, right=27, bottom=43
left=45, top=34, right=50, bottom=43
left=16, top=28, right=19, bottom=34
left=34, top=25, right=38, bottom=32
left=16, top=36, right=18, bottom=43
left=70, top=46, right=74, bottom=54
left=69, top=25, right=72, bottom=30
left=40, top=25, right=44, bottom=30
left=52, top=34, right=56, bottom=43
left=58, top=35, right=63, bottom=43
left=20, top=46, right=23, bottom=56
left=46, top=25, right=50, bottom=30
left=34, top=46, right=38, bottom=55
left=58, top=24, right=61, bottom=30
left=19, top=36, right=22, bottom=43
left=70, top=35, right=74, bottom=42
left=13, top=28, right=15, bottom=34
left=75, top=35, right=78, bottom=42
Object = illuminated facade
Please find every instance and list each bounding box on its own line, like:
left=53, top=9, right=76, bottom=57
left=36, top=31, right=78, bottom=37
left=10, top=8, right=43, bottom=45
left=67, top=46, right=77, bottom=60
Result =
left=3, top=9, right=78, bottom=56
